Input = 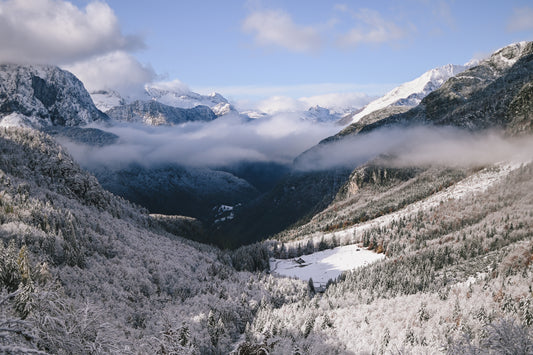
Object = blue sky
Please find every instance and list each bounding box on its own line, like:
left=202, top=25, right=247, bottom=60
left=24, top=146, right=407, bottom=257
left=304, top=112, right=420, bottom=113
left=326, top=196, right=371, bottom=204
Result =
left=2, top=0, right=533, bottom=102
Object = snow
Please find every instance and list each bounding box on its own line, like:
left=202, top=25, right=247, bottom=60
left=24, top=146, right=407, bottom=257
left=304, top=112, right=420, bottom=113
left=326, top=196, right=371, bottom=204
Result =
left=216, top=205, right=234, bottom=212
left=349, top=64, right=467, bottom=124
left=89, top=90, right=125, bottom=112
left=270, top=244, right=385, bottom=287
left=0, top=113, right=47, bottom=128
left=144, top=86, right=229, bottom=112
left=288, top=162, right=525, bottom=251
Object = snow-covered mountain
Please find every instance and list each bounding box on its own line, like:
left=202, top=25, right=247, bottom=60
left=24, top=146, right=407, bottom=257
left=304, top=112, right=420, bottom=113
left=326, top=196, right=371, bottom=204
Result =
left=345, top=64, right=467, bottom=125
left=0, top=64, right=108, bottom=128
left=106, top=100, right=217, bottom=125
left=301, top=105, right=344, bottom=123
left=89, top=90, right=126, bottom=112
left=145, top=85, right=230, bottom=110
left=91, top=85, right=237, bottom=117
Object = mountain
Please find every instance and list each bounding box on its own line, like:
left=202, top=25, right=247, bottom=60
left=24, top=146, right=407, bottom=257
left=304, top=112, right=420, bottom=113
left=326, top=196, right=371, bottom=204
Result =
left=347, top=41, right=533, bottom=135
left=91, top=85, right=236, bottom=125
left=301, top=105, right=343, bottom=123
left=0, top=64, right=108, bottom=128
left=106, top=100, right=217, bottom=125
left=89, top=89, right=126, bottom=112
left=341, top=63, right=467, bottom=125
left=1, top=42, right=533, bottom=354
left=226, top=42, right=533, bottom=246
left=145, top=85, right=230, bottom=111
left=91, top=85, right=237, bottom=118
left=92, top=164, right=259, bottom=235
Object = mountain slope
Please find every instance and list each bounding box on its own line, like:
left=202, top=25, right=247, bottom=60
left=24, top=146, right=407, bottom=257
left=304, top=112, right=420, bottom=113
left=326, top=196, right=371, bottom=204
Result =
left=91, top=86, right=236, bottom=118
left=356, top=41, right=533, bottom=134
left=0, top=64, right=108, bottom=127
left=343, top=64, right=467, bottom=125
left=0, top=127, right=302, bottom=354
left=106, top=100, right=217, bottom=125
left=93, top=164, right=259, bottom=231
left=229, top=42, right=533, bottom=248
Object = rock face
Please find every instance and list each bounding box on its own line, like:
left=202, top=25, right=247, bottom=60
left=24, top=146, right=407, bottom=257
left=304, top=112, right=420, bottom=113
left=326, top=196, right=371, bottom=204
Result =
left=106, top=100, right=217, bottom=125
left=0, top=64, right=108, bottom=127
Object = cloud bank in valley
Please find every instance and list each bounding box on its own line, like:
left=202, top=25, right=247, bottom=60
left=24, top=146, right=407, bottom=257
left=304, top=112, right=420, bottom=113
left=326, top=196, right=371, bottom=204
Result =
left=61, top=113, right=341, bottom=170
left=295, top=126, right=533, bottom=171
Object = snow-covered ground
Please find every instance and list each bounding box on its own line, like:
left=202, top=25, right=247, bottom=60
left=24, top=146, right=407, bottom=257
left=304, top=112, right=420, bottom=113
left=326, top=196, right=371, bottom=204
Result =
left=271, top=162, right=524, bottom=288
left=288, top=162, right=525, bottom=251
left=270, top=244, right=385, bottom=288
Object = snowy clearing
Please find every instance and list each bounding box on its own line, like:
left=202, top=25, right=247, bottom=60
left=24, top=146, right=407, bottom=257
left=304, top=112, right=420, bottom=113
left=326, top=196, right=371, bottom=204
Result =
left=270, top=244, right=385, bottom=287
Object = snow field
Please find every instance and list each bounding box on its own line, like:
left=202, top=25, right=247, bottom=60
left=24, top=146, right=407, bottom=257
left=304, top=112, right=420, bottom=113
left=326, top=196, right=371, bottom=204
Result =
left=270, top=244, right=385, bottom=287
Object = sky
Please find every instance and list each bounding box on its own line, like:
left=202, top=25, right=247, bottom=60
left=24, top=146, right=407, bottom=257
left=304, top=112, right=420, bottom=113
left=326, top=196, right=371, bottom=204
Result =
left=1, top=0, right=533, bottom=105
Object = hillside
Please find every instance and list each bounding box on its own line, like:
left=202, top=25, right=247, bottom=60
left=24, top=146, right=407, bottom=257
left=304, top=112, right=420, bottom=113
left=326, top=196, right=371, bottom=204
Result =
left=342, top=64, right=467, bottom=125
left=0, top=127, right=298, bottom=354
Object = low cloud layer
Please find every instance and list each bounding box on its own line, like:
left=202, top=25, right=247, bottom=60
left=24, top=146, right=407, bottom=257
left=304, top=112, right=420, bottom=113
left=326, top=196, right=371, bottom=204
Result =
left=254, top=92, right=373, bottom=115
left=63, top=113, right=341, bottom=170
left=295, top=126, right=533, bottom=171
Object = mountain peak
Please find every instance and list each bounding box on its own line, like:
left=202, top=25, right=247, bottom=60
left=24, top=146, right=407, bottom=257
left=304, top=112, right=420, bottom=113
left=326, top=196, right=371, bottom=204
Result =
left=488, top=41, right=533, bottom=69
left=347, top=63, right=467, bottom=125
left=0, top=64, right=107, bottom=128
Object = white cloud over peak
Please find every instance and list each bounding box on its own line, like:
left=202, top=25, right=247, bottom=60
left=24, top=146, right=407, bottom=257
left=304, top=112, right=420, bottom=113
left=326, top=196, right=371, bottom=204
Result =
left=0, top=0, right=142, bottom=65
left=65, top=51, right=156, bottom=97
left=299, top=92, right=373, bottom=112
left=255, top=92, right=373, bottom=115
left=242, top=9, right=322, bottom=53
left=148, top=79, right=191, bottom=94
left=337, top=8, right=413, bottom=47
left=507, top=6, right=533, bottom=32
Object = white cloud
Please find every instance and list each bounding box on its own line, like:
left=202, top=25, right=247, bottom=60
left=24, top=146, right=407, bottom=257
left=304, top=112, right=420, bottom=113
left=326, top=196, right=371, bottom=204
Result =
left=67, top=113, right=341, bottom=169
left=65, top=51, right=156, bottom=97
left=0, top=0, right=142, bottom=65
left=254, top=92, right=373, bottom=115
left=242, top=9, right=322, bottom=53
left=299, top=92, right=373, bottom=112
left=197, top=83, right=395, bottom=105
left=337, top=8, right=413, bottom=47
left=256, top=96, right=307, bottom=114
left=149, top=79, right=191, bottom=95
left=295, top=126, right=533, bottom=172
left=507, top=6, right=533, bottom=32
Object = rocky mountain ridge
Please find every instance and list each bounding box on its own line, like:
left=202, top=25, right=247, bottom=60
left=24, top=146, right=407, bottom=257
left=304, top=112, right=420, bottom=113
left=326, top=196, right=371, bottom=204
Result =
left=0, top=64, right=108, bottom=128
left=341, top=63, right=468, bottom=125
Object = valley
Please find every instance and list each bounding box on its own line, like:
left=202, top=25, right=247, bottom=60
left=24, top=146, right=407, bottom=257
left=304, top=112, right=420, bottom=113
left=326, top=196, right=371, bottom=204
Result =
left=0, top=40, right=532, bottom=354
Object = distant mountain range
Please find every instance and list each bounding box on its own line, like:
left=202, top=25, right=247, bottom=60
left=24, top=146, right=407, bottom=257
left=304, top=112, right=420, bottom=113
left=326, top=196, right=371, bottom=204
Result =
left=91, top=85, right=236, bottom=124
